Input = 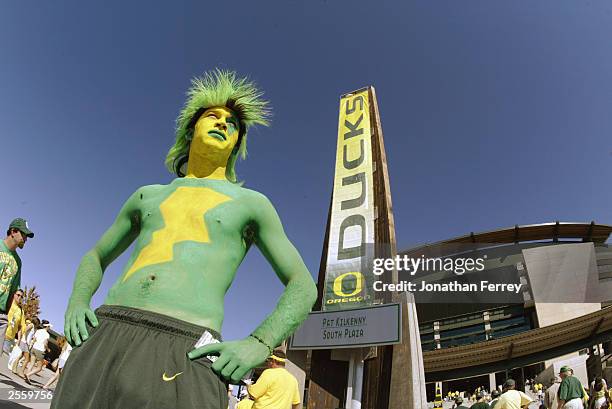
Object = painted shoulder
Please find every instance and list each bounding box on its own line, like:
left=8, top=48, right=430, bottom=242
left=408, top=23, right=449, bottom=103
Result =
left=120, top=184, right=169, bottom=212
left=134, top=183, right=169, bottom=194
left=129, top=183, right=169, bottom=199
left=237, top=186, right=275, bottom=209
left=237, top=188, right=281, bottom=227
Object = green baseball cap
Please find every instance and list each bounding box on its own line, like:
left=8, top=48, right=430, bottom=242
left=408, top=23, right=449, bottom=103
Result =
left=8, top=218, right=34, bottom=238
left=559, top=366, right=572, bottom=374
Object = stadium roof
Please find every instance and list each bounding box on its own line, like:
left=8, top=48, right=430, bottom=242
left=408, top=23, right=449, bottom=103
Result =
left=401, top=222, right=611, bottom=256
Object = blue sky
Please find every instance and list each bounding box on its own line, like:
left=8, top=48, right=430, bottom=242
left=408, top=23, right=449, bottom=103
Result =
left=1, top=1, right=610, bottom=340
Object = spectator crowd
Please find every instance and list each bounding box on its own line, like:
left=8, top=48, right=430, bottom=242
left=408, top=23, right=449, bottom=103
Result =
left=445, top=366, right=611, bottom=409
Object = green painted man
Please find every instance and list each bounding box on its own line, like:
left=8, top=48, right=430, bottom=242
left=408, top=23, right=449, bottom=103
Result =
left=51, top=70, right=318, bottom=409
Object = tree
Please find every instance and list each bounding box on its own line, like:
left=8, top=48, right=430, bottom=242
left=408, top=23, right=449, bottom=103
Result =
left=22, top=286, right=40, bottom=320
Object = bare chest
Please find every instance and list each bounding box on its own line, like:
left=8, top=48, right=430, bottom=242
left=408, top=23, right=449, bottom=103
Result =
left=140, top=185, right=253, bottom=240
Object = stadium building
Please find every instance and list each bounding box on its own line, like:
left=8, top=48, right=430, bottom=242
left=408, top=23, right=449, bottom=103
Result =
left=402, top=221, right=612, bottom=401
left=289, top=87, right=611, bottom=408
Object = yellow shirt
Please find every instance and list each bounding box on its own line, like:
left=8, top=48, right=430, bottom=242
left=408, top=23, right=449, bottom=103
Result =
left=249, top=368, right=300, bottom=409
left=4, top=302, right=25, bottom=341
left=496, top=390, right=532, bottom=409
left=236, top=398, right=254, bottom=409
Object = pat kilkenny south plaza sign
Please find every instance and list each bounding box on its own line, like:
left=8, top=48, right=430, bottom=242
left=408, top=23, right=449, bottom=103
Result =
left=289, top=303, right=402, bottom=349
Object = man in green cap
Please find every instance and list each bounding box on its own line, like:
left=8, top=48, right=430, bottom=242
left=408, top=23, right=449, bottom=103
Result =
left=51, top=70, right=318, bottom=409
left=557, top=366, right=585, bottom=409
left=0, top=218, right=34, bottom=346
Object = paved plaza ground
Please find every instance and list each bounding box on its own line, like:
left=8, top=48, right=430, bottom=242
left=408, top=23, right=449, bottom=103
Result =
left=0, top=353, right=54, bottom=409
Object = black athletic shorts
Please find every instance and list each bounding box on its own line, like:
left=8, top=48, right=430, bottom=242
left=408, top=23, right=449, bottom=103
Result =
left=50, top=305, right=228, bottom=409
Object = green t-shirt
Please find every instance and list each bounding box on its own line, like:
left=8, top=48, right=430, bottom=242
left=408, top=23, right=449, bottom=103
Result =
left=558, top=375, right=584, bottom=401
left=471, top=402, right=490, bottom=409
left=0, top=241, right=21, bottom=313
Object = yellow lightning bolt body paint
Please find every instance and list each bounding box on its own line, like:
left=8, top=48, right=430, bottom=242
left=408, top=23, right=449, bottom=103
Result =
left=122, top=186, right=231, bottom=282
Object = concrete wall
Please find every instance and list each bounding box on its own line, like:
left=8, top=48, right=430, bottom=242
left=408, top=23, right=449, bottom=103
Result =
left=523, top=242, right=603, bottom=382
left=523, top=242, right=604, bottom=307
left=535, top=354, right=589, bottom=387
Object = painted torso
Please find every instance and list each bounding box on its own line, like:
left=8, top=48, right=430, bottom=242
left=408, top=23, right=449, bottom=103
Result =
left=105, top=177, right=261, bottom=331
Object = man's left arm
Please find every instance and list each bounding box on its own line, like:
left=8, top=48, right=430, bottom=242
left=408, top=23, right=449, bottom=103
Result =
left=188, top=193, right=317, bottom=382
left=248, top=194, right=318, bottom=349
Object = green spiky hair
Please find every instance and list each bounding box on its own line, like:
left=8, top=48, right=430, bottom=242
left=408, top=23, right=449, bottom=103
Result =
left=165, top=69, right=271, bottom=182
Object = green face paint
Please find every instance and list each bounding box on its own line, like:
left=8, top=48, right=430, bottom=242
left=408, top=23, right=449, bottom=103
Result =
left=165, top=69, right=271, bottom=182
left=64, top=70, right=316, bottom=393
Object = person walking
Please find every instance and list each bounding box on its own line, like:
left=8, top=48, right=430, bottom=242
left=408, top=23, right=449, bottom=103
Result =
left=589, top=378, right=607, bottom=401
left=24, top=320, right=51, bottom=384
left=587, top=377, right=609, bottom=409
left=43, top=337, right=72, bottom=390
left=3, top=290, right=26, bottom=354
left=12, top=317, right=33, bottom=374
left=247, top=350, right=301, bottom=409
left=496, top=379, right=533, bottom=409
left=545, top=376, right=562, bottom=409
left=16, top=317, right=38, bottom=376
left=557, top=366, right=585, bottom=409
left=0, top=219, right=33, bottom=342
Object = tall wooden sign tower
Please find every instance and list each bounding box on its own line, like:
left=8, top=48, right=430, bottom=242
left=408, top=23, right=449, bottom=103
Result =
left=302, top=87, right=427, bottom=409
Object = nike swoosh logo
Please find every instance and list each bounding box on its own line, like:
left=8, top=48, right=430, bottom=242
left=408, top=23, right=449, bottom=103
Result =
left=162, top=371, right=184, bottom=381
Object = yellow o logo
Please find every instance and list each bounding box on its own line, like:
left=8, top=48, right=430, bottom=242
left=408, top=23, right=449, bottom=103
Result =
left=333, top=272, right=363, bottom=297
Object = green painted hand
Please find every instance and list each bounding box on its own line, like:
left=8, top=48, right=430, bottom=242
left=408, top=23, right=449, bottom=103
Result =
left=64, top=302, right=99, bottom=347
left=187, top=336, right=269, bottom=384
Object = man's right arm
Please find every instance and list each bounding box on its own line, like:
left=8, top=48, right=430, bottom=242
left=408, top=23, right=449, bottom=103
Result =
left=519, top=391, right=532, bottom=408
left=65, top=188, right=143, bottom=346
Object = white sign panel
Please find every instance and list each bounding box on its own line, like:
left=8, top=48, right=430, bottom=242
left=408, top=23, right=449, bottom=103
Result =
left=289, top=303, right=402, bottom=350
left=323, top=88, right=377, bottom=310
